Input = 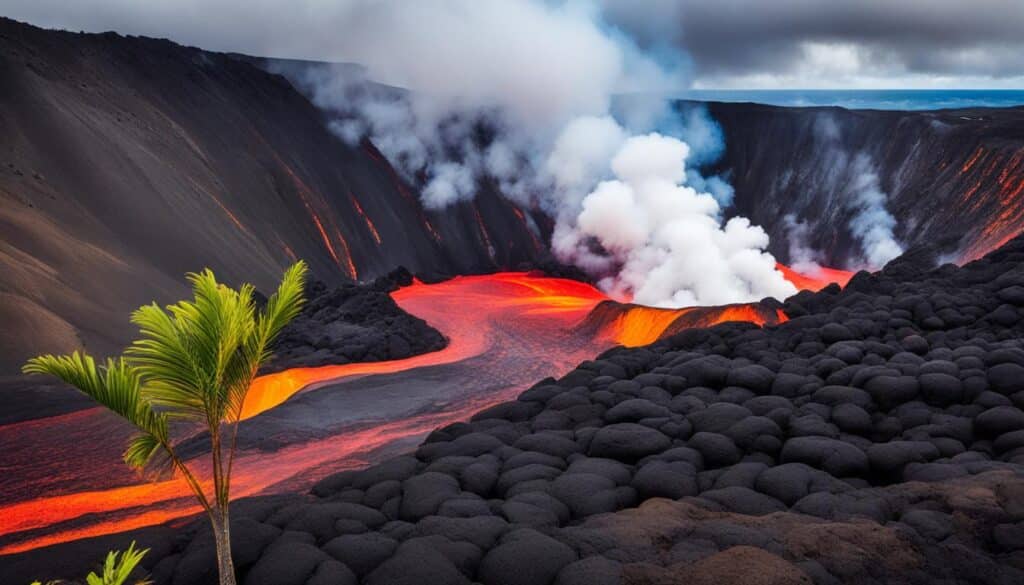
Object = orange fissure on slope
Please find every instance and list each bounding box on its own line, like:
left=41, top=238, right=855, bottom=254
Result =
left=961, top=146, right=985, bottom=173
left=349, top=193, right=382, bottom=245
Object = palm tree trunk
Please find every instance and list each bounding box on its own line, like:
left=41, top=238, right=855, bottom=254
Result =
left=211, top=506, right=236, bottom=585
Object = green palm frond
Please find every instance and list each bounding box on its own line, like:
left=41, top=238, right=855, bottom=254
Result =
left=123, top=432, right=173, bottom=478
left=21, top=353, right=164, bottom=436
left=85, top=541, right=151, bottom=585
left=128, top=303, right=208, bottom=419
left=25, top=262, right=307, bottom=585
left=225, top=261, right=308, bottom=420
left=22, top=353, right=171, bottom=472
left=129, top=269, right=257, bottom=423
left=257, top=261, right=309, bottom=349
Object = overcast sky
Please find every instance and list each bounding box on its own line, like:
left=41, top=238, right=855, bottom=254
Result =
left=4, top=0, right=1024, bottom=89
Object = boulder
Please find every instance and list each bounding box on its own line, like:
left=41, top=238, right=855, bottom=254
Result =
left=587, top=424, right=671, bottom=462
left=479, top=529, right=577, bottom=585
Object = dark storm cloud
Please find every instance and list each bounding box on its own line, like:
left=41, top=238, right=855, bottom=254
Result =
left=600, top=0, right=1024, bottom=86
left=2, top=0, right=1023, bottom=86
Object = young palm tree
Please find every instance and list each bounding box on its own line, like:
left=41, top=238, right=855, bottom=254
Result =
left=86, top=541, right=152, bottom=585
left=31, top=540, right=152, bottom=585
left=24, top=261, right=308, bottom=585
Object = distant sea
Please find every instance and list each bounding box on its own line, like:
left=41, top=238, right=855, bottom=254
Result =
left=677, top=89, right=1024, bottom=111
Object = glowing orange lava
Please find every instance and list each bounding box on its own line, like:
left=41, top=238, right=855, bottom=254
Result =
left=511, top=206, right=544, bottom=252
left=333, top=228, right=359, bottom=280
left=957, top=147, right=1024, bottom=263
left=473, top=203, right=495, bottom=258
left=961, top=146, right=985, bottom=173
left=775, top=262, right=854, bottom=291
left=0, top=273, right=610, bottom=553
left=350, top=192, right=382, bottom=245
left=0, top=269, right=833, bottom=554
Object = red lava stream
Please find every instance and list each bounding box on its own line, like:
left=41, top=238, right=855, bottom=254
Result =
left=0, top=269, right=849, bottom=555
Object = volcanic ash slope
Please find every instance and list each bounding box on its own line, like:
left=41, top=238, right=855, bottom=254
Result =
left=156, top=235, right=1024, bottom=584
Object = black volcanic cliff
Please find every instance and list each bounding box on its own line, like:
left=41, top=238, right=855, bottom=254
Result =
left=0, top=18, right=545, bottom=372
left=707, top=101, right=1024, bottom=267
left=4, top=17, right=1024, bottom=374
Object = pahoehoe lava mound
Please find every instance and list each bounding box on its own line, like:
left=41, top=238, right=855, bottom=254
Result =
left=18, top=233, right=1017, bottom=585
left=263, top=268, right=447, bottom=373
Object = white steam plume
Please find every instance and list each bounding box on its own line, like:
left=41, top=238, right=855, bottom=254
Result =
left=281, top=0, right=792, bottom=307
left=812, top=114, right=904, bottom=269
left=847, top=154, right=904, bottom=268
left=556, top=133, right=797, bottom=307
left=783, top=214, right=825, bottom=276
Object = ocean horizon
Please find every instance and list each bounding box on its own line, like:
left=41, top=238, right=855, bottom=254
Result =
left=677, top=89, right=1024, bottom=111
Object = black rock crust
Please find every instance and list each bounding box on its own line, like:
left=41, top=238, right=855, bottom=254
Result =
left=112, top=234, right=1024, bottom=585
left=263, top=268, right=447, bottom=373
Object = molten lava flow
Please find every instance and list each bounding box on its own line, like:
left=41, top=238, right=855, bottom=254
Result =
left=334, top=228, right=359, bottom=280
left=0, top=273, right=616, bottom=554
left=775, top=262, right=854, bottom=291
left=273, top=153, right=358, bottom=275
left=604, top=306, right=694, bottom=347
left=207, top=191, right=247, bottom=233
left=590, top=302, right=790, bottom=348
left=423, top=215, right=442, bottom=243
left=258, top=272, right=610, bottom=419
left=350, top=192, right=382, bottom=245
left=961, top=146, right=985, bottom=173
left=311, top=212, right=341, bottom=266
left=472, top=203, right=495, bottom=258
left=0, top=269, right=835, bottom=554
left=511, top=206, right=544, bottom=252
left=957, top=147, right=1024, bottom=263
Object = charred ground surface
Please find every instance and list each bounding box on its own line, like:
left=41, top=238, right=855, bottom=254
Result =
left=9, top=234, right=1024, bottom=584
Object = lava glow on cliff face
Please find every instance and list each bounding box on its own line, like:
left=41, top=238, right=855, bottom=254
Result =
left=952, top=146, right=1024, bottom=263
left=774, top=262, right=854, bottom=292
left=0, top=268, right=838, bottom=555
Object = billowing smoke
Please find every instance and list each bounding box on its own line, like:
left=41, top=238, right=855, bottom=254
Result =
left=277, top=0, right=668, bottom=211
left=278, top=0, right=792, bottom=307
left=555, top=134, right=796, bottom=306
left=811, top=114, right=904, bottom=269
left=783, top=214, right=825, bottom=275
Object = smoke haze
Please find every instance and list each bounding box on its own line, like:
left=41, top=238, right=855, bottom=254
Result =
left=5, top=0, right=816, bottom=307
left=267, top=0, right=796, bottom=307
left=557, top=134, right=797, bottom=306
left=810, top=115, right=905, bottom=269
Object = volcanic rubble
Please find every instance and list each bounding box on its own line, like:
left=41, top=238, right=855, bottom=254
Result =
left=142, top=234, right=1024, bottom=584
left=261, top=268, right=448, bottom=374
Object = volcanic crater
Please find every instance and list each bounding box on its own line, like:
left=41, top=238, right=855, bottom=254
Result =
left=2, top=16, right=1024, bottom=585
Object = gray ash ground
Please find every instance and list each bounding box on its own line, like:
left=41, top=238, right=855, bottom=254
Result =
left=122, top=235, right=1024, bottom=585
left=262, top=269, right=447, bottom=373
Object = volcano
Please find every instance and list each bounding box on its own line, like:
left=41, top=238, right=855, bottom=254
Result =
left=4, top=15, right=1024, bottom=585
left=2, top=17, right=1022, bottom=373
